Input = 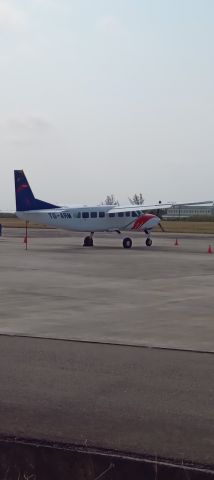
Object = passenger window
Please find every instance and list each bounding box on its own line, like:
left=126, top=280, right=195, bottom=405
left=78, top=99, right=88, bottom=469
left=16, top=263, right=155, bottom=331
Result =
left=99, top=212, right=105, bottom=218
left=91, top=212, right=97, bottom=218
left=82, top=212, right=89, bottom=219
left=75, top=212, right=81, bottom=218
left=132, top=211, right=137, bottom=217
left=125, top=212, right=130, bottom=217
left=118, top=212, right=124, bottom=217
left=109, top=213, right=115, bottom=217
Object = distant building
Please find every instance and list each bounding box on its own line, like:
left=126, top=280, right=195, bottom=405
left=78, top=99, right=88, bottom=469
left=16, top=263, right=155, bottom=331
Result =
left=164, top=204, right=214, bottom=219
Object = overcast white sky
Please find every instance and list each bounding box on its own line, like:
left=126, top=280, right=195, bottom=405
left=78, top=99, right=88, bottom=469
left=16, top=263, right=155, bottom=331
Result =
left=0, top=0, right=214, bottom=209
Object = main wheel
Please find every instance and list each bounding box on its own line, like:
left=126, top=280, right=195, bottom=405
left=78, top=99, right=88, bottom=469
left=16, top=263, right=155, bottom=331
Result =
left=123, top=237, right=132, bottom=249
left=83, top=236, right=93, bottom=247
left=146, top=238, right=152, bottom=247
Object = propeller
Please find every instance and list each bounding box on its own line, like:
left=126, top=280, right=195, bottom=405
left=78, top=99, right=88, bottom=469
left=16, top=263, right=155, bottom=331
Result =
left=158, top=222, right=165, bottom=232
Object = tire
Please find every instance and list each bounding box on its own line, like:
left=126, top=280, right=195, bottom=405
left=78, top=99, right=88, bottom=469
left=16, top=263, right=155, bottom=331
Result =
left=83, top=236, right=93, bottom=247
left=123, top=237, right=132, bottom=249
left=146, top=238, right=152, bottom=247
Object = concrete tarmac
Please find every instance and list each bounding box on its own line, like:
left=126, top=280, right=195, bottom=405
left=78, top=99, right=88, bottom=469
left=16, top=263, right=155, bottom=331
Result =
left=0, top=230, right=214, bottom=351
left=0, top=335, right=213, bottom=466
left=0, top=230, right=214, bottom=467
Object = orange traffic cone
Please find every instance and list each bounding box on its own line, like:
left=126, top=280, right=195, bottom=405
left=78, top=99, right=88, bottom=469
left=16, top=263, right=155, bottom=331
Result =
left=175, top=238, right=179, bottom=246
left=208, top=245, right=212, bottom=254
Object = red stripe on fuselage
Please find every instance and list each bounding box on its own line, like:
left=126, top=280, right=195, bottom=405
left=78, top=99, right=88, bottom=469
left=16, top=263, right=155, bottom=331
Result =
left=131, top=214, right=156, bottom=230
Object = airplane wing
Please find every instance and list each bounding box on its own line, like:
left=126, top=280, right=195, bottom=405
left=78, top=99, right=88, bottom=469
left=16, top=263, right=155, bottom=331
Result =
left=107, top=201, right=213, bottom=214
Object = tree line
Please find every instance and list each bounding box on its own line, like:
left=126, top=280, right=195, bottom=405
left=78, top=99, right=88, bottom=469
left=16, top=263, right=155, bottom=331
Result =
left=102, top=193, right=144, bottom=206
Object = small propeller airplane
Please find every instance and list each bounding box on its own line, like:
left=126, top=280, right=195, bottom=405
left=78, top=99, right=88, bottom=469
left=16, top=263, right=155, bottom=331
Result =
left=14, top=170, right=212, bottom=248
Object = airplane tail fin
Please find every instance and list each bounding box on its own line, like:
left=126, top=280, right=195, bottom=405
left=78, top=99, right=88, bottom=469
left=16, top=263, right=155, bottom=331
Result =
left=14, top=170, right=59, bottom=211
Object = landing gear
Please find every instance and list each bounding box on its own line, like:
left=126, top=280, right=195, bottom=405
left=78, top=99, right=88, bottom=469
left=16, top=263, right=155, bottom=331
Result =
left=146, top=237, right=152, bottom=247
left=123, top=237, right=132, bottom=249
left=83, top=233, right=94, bottom=247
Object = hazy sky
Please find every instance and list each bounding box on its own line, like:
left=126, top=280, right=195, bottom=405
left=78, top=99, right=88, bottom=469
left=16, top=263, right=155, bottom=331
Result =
left=0, top=0, right=214, bottom=209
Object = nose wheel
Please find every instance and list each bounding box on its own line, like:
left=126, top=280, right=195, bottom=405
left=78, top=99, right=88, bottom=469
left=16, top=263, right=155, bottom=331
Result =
left=146, top=238, right=152, bottom=247
left=123, top=237, right=132, bottom=249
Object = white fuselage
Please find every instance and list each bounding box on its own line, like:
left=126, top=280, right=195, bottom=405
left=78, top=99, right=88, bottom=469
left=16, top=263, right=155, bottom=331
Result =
left=17, top=206, right=160, bottom=233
